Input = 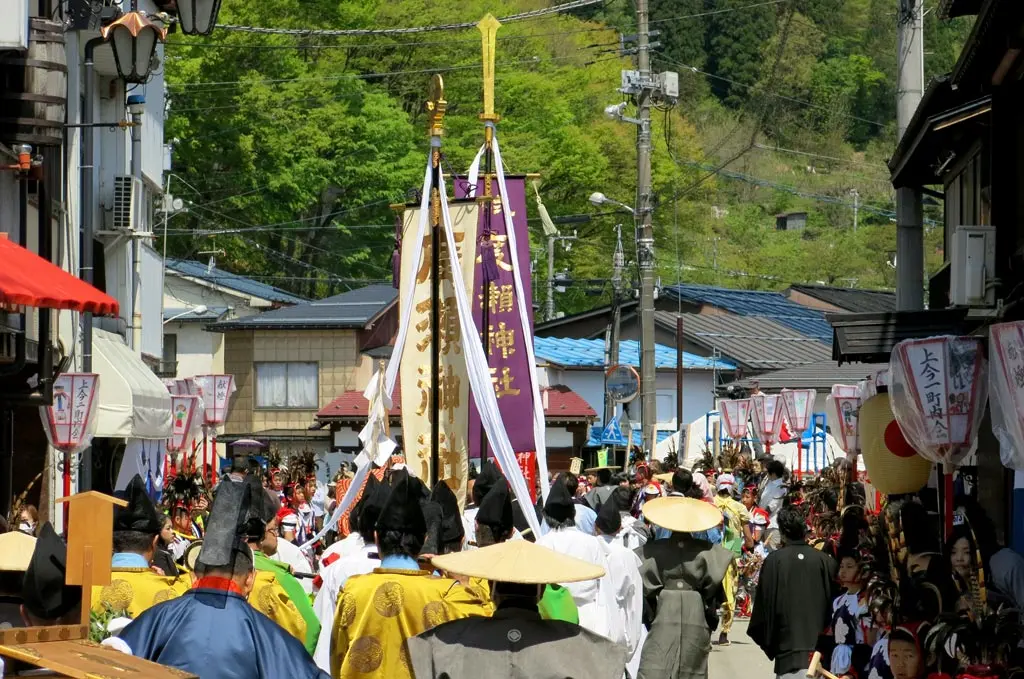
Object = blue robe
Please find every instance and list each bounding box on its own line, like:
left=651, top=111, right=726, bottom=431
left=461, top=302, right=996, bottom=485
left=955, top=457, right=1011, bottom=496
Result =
left=119, top=587, right=329, bottom=679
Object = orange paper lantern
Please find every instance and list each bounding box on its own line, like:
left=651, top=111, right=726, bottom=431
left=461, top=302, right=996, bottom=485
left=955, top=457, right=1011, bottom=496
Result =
left=859, top=392, right=931, bottom=495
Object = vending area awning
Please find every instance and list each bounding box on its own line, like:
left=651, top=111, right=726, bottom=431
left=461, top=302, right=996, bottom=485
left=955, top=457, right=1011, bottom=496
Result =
left=0, top=235, right=119, bottom=315
left=93, top=329, right=172, bottom=439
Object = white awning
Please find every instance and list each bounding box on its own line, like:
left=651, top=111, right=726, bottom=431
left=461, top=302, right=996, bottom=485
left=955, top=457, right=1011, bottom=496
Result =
left=93, top=329, right=172, bottom=439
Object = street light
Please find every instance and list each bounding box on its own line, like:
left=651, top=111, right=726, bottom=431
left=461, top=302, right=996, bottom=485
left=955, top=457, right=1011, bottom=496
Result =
left=164, top=305, right=208, bottom=324
left=176, top=0, right=224, bottom=35
left=101, top=10, right=167, bottom=83
left=589, top=191, right=635, bottom=214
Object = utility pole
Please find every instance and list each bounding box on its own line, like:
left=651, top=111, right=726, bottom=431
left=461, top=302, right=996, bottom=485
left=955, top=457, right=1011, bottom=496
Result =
left=851, top=188, right=860, bottom=232
left=896, top=0, right=924, bottom=310
left=547, top=235, right=555, bottom=321
left=635, top=0, right=657, bottom=461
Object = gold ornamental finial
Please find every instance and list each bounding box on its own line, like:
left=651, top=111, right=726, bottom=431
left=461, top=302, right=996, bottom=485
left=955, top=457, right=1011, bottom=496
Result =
left=426, top=74, right=447, bottom=137
left=478, top=13, right=501, bottom=127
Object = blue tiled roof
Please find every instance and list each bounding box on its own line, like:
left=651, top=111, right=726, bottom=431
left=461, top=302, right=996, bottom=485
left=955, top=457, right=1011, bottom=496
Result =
left=664, top=283, right=832, bottom=342
left=534, top=337, right=736, bottom=371
left=166, top=258, right=306, bottom=305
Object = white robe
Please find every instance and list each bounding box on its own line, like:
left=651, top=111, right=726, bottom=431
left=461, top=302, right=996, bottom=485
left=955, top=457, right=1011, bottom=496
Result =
left=311, top=544, right=380, bottom=673
left=268, top=538, right=314, bottom=593
left=462, top=507, right=479, bottom=550
left=318, top=532, right=365, bottom=569
left=537, top=526, right=613, bottom=639
left=600, top=536, right=645, bottom=678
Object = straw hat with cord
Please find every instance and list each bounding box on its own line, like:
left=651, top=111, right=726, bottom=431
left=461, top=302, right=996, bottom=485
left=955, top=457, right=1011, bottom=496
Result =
left=431, top=540, right=605, bottom=584
left=642, top=497, right=723, bottom=534
left=0, top=531, right=36, bottom=572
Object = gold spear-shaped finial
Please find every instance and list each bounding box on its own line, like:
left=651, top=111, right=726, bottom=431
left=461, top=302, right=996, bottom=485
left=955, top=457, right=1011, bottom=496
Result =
left=426, top=73, right=447, bottom=138
left=478, top=13, right=501, bottom=130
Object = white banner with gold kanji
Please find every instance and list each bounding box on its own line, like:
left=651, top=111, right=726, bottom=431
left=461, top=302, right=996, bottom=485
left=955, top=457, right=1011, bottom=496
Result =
left=399, top=200, right=480, bottom=507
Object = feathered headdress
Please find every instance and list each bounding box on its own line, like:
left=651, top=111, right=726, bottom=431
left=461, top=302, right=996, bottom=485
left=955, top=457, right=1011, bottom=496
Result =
left=692, top=446, right=716, bottom=477
left=287, top=449, right=318, bottom=485
left=162, top=467, right=207, bottom=511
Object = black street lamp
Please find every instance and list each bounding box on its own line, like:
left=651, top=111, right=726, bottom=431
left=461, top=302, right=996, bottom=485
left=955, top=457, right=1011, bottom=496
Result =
left=176, top=0, right=223, bottom=36
left=101, top=10, right=166, bottom=83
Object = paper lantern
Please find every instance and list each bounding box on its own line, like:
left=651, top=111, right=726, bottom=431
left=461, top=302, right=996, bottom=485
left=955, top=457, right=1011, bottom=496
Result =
left=859, top=392, right=930, bottom=495
left=890, top=336, right=987, bottom=467
left=750, top=394, right=784, bottom=445
left=781, top=388, right=816, bottom=433
left=40, top=373, right=99, bottom=454
left=192, top=374, right=236, bottom=427
left=988, top=321, right=1024, bottom=469
left=167, top=395, right=203, bottom=454
left=720, top=398, right=751, bottom=440
left=832, top=384, right=860, bottom=398
left=827, top=394, right=862, bottom=454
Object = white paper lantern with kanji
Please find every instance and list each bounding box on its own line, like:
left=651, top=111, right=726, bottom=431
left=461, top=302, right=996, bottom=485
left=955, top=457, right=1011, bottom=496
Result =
left=720, top=398, right=752, bottom=440
left=192, top=374, right=236, bottom=427
left=890, top=335, right=987, bottom=466
left=781, top=388, right=816, bottom=434
left=988, top=321, right=1024, bottom=469
left=750, top=394, right=784, bottom=444
left=40, top=373, right=100, bottom=454
left=832, top=385, right=860, bottom=399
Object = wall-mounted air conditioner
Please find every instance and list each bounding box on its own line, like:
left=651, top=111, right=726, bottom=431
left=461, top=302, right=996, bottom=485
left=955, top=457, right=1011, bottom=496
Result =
left=112, top=175, right=145, bottom=232
left=949, top=225, right=996, bottom=307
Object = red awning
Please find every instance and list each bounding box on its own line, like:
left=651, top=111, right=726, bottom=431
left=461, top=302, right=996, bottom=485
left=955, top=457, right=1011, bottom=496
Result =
left=0, top=236, right=119, bottom=315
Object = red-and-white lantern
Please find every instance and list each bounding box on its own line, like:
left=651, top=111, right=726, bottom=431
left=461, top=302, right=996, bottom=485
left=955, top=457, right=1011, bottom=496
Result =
left=167, top=395, right=203, bottom=454
left=192, top=374, right=236, bottom=427
left=720, top=398, right=752, bottom=440
left=781, top=388, right=816, bottom=434
left=988, top=321, right=1024, bottom=469
left=827, top=388, right=862, bottom=455
left=890, top=336, right=987, bottom=467
left=750, top=394, right=784, bottom=446
left=40, top=373, right=99, bottom=454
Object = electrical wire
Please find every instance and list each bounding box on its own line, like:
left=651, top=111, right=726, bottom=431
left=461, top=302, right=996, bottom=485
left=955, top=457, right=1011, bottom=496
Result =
left=209, top=0, right=607, bottom=37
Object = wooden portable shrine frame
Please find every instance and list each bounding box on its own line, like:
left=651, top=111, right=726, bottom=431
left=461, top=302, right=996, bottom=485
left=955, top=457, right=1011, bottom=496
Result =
left=0, top=491, right=197, bottom=678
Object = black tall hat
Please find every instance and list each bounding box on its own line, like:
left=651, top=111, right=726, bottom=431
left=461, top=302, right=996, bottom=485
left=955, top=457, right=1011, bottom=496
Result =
left=476, top=479, right=513, bottom=536
left=376, top=476, right=428, bottom=537
left=474, top=461, right=501, bottom=502
left=610, top=486, right=632, bottom=512
left=21, top=523, right=81, bottom=621
left=543, top=476, right=575, bottom=523
left=242, top=475, right=276, bottom=541
left=354, top=476, right=389, bottom=537
left=197, top=479, right=252, bottom=571
left=595, top=498, right=622, bottom=535
left=431, top=481, right=465, bottom=544
left=113, top=474, right=164, bottom=535
left=421, top=501, right=443, bottom=556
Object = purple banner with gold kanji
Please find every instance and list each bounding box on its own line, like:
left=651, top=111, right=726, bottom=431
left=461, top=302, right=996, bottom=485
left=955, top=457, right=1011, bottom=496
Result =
left=456, top=176, right=536, bottom=458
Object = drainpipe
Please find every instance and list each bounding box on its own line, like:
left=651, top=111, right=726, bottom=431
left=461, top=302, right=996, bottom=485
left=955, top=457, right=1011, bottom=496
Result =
left=78, top=37, right=105, bottom=492
left=127, top=94, right=144, bottom=355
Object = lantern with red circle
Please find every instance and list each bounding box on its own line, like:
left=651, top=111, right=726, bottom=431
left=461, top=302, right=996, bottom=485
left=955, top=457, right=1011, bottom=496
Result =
left=988, top=321, right=1024, bottom=469
left=719, top=398, right=751, bottom=441
left=750, top=394, right=784, bottom=451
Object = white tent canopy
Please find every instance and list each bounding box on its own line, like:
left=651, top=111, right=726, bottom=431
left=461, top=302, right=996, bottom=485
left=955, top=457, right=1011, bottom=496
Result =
left=93, top=329, right=173, bottom=439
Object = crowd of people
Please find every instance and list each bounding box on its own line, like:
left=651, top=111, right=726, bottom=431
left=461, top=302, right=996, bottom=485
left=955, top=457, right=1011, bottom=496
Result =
left=2, top=448, right=1023, bottom=679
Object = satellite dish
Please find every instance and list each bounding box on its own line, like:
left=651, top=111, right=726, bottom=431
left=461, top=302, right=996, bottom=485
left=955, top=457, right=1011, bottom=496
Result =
left=606, top=364, right=640, bottom=403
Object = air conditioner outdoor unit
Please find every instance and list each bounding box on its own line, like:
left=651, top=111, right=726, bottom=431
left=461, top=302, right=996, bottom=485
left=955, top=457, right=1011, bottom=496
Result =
left=112, top=176, right=145, bottom=232
left=949, top=225, right=996, bottom=307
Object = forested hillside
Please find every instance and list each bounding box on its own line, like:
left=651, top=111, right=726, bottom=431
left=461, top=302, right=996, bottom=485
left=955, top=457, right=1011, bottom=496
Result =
left=161, top=0, right=973, bottom=312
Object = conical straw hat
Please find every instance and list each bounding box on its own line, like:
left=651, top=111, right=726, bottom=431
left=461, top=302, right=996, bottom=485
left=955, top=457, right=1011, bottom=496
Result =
left=642, top=496, right=722, bottom=533
left=0, top=531, right=36, bottom=571
left=431, top=540, right=605, bottom=584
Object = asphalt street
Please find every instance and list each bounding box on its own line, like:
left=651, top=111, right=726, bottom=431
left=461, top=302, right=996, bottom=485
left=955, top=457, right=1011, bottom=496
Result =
left=708, top=620, right=777, bottom=679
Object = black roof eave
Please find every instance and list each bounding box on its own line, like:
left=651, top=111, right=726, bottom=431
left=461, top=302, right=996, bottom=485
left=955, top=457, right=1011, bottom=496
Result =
left=206, top=321, right=368, bottom=332
left=827, top=309, right=972, bottom=364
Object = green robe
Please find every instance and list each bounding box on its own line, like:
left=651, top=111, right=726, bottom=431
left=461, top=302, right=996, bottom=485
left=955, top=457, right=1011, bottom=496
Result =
left=253, top=550, right=320, bottom=654
left=538, top=584, right=579, bottom=624
left=636, top=534, right=734, bottom=679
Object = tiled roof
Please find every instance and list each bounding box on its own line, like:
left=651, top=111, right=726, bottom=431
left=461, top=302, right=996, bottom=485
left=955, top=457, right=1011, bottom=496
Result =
left=163, top=306, right=229, bottom=323
left=663, top=283, right=832, bottom=341
left=165, top=258, right=306, bottom=304
left=724, top=360, right=888, bottom=391
left=316, top=384, right=596, bottom=422
left=788, top=284, right=896, bottom=313
left=657, top=312, right=831, bottom=371
left=208, top=284, right=397, bottom=331
left=533, top=337, right=736, bottom=371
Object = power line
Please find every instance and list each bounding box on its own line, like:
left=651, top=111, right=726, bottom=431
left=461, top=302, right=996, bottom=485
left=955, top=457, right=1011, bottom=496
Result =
left=649, top=0, right=787, bottom=25
left=210, top=0, right=606, bottom=37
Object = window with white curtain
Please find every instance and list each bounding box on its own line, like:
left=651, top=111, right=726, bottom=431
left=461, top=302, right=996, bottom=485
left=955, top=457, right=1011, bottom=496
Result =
left=256, top=362, right=318, bottom=408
